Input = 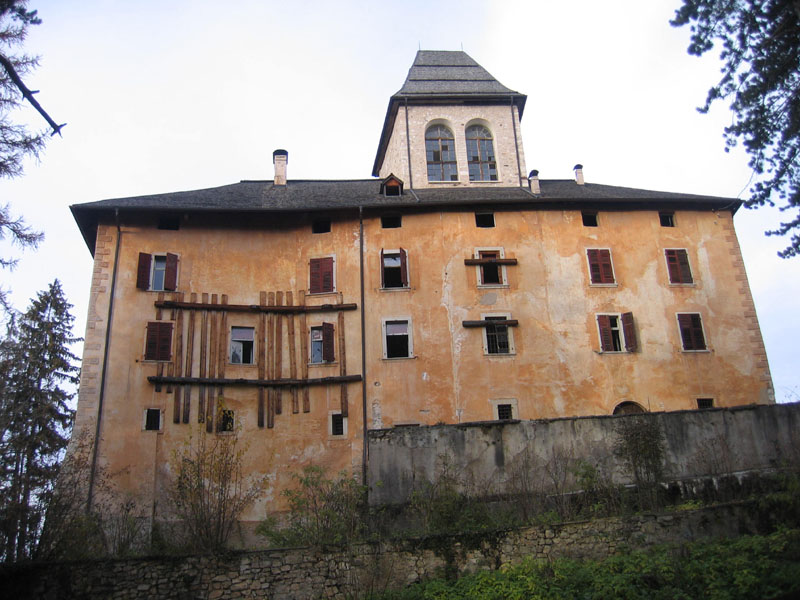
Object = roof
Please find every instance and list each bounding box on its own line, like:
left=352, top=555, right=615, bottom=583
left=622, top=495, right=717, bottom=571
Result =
left=70, top=178, right=740, bottom=254
left=372, top=51, right=527, bottom=176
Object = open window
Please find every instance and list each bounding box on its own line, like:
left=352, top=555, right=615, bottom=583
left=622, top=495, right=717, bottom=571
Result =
left=677, top=313, right=707, bottom=351
left=312, top=219, right=331, bottom=234
left=137, top=252, right=178, bottom=291
left=586, top=249, right=615, bottom=285
left=217, top=409, right=235, bottom=433
left=230, top=327, right=255, bottom=364
left=383, top=319, right=412, bottom=359
left=659, top=211, right=675, bottom=227
left=310, top=323, right=335, bottom=364
left=143, top=408, right=162, bottom=431
left=665, top=249, right=693, bottom=284
left=381, top=214, right=402, bottom=228
left=582, top=211, right=598, bottom=227
left=596, top=313, right=637, bottom=352
left=475, top=212, right=495, bottom=228
left=330, top=412, right=347, bottom=437
left=144, top=321, right=173, bottom=361
left=381, top=248, right=408, bottom=289
left=474, top=248, right=508, bottom=286
left=309, top=256, right=335, bottom=294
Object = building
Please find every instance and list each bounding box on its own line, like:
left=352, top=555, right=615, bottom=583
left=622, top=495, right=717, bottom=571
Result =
left=69, top=51, right=773, bottom=532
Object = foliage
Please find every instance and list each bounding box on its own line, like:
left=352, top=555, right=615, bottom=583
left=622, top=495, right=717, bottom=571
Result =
left=0, top=279, right=78, bottom=562
left=257, top=464, right=366, bottom=547
left=168, top=417, right=266, bottom=552
left=377, top=528, right=800, bottom=599
left=671, top=0, right=800, bottom=258
left=614, top=415, right=666, bottom=511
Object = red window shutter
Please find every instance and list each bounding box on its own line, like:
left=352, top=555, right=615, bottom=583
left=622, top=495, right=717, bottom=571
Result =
left=145, top=322, right=159, bottom=360
left=399, top=248, right=408, bottom=287
left=164, top=253, right=179, bottom=290
left=322, top=322, right=335, bottom=362
left=310, top=258, right=323, bottom=293
left=587, top=250, right=602, bottom=284
left=666, top=249, right=680, bottom=283
left=380, top=249, right=385, bottom=288
left=137, top=253, right=152, bottom=290
left=157, top=322, right=173, bottom=360
left=597, top=315, right=614, bottom=352
left=677, top=250, right=693, bottom=283
left=621, top=312, right=637, bottom=352
left=145, top=322, right=172, bottom=360
left=320, top=257, right=334, bottom=292
left=598, top=250, right=614, bottom=283
left=678, top=313, right=705, bottom=350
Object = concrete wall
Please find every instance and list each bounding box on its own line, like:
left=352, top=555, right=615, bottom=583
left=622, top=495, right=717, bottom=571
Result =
left=368, top=403, right=800, bottom=505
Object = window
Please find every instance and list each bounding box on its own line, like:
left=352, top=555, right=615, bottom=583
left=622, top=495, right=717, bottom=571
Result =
left=497, top=404, right=513, bottom=420
left=218, top=409, right=235, bottom=433
left=582, top=211, right=598, bottom=227
left=475, top=248, right=507, bottom=286
left=310, top=323, right=335, bottom=363
left=425, top=124, right=458, bottom=182
left=157, top=216, right=180, bottom=230
left=677, top=313, right=707, bottom=351
left=230, top=327, right=255, bottom=364
left=475, top=212, right=495, bottom=228
left=483, top=315, right=515, bottom=355
left=659, top=212, right=675, bottom=227
left=490, top=398, right=518, bottom=420
left=381, top=214, right=402, bottom=228
left=697, top=398, right=714, bottom=409
left=309, top=257, right=335, bottom=294
left=330, top=413, right=347, bottom=437
left=383, top=319, right=412, bottom=359
left=312, top=219, right=331, bottom=234
left=665, top=249, right=693, bottom=284
left=586, top=249, right=615, bottom=284
left=381, top=249, right=408, bottom=289
left=137, top=252, right=178, bottom=291
left=143, top=408, right=162, bottom=431
left=465, top=125, right=497, bottom=181
left=144, top=321, right=173, bottom=361
left=597, top=313, right=637, bottom=352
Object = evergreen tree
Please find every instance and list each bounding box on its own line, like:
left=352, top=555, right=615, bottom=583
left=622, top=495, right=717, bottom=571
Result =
left=671, top=0, right=800, bottom=258
left=0, top=280, right=79, bottom=562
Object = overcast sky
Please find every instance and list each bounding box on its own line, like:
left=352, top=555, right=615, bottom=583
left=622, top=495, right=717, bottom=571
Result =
left=2, top=0, right=798, bottom=403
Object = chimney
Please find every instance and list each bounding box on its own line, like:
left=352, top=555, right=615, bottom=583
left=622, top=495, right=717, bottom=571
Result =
left=273, top=149, right=288, bottom=186
left=528, top=169, right=540, bottom=195
left=573, top=164, right=584, bottom=185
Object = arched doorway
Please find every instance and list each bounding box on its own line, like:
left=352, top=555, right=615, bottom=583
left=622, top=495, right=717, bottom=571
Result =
left=613, top=401, right=646, bottom=415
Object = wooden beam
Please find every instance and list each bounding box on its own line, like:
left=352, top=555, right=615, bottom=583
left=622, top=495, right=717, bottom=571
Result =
left=463, top=258, right=518, bottom=266
left=148, top=374, right=363, bottom=387
left=462, top=319, right=519, bottom=328
left=154, top=300, right=357, bottom=314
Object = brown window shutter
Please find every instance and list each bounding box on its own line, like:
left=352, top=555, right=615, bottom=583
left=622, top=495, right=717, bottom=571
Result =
left=678, top=313, right=705, bottom=350
left=597, top=315, right=613, bottom=351
left=145, top=322, right=159, bottom=360
left=145, top=322, right=172, bottom=361
left=322, top=322, right=335, bottom=362
left=164, top=253, right=179, bottom=290
left=598, top=250, right=614, bottom=283
left=310, top=258, right=322, bottom=293
left=677, top=250, right=693, bottom=283
left=399, top=248, right=408, bottom=287
left=587, top=249, right=602, bottom=284
left=157, top=322, right=173, bottom=360
left=689, top=314, right=705, bottom=349
left=380, top=249, right=385, bottom=288
left=320, top=257, right=334, bottom=292
left=677, top=313, right=693, bottom=348
left=666, top=249, right=680, bottom=283
left=137, top=253, right=152, bottom=290
left=621, top=312, right=637, bottom=352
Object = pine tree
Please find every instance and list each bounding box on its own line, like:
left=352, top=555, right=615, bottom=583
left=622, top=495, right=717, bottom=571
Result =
left=0, top=279, right=79, bottom=562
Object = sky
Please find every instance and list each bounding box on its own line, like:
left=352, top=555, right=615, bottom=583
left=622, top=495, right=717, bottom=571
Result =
left=2, top=0, right=798, bottom=403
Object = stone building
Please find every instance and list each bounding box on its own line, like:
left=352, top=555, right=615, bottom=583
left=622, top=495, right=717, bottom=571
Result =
left=69, top=51, right=773, bottom=533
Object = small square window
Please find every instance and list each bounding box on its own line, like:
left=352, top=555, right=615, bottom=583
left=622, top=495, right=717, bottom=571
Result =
left=312, top=219, right=331, bottom=234
left=697, top=398, right=714, bottom=410
left=383, top=319, right=412, bottom=359
left=143, top=408, right=161, bottom=431
left=157, top=216, right=180, bottom=230
left=381, top=214, right=402, bottom=228
left=490, top=398, right=518, bottom=420
left=582, top=211, right=598, bottom=227
left=497, top=404, right=513, bottom=420
left=331, top=413, right=345, bottom=436
left=660, top=212, right=675, bottom=227
left=230, top=327, right=255, bottom=364
left=475, top=212, right=495, bottom=228
left=218, top=409, right=235, bottom=433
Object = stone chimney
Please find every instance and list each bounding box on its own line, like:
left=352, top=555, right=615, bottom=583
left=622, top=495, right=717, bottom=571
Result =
left=528, top=170, right=540, bottom=195
left=273, top=149, right=288, bottom=186
left=573, top=164, right=584, bottom=185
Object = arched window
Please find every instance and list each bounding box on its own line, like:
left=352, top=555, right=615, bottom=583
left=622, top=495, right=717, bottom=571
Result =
left=425, top=125, right=458, bottom=182
left=465, top=125, right=497, bottom=181
left=613, top=401, right=646, bottom=415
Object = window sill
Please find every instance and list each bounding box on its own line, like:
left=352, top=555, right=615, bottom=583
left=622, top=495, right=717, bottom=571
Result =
left=382, top=355, right=416, bottom=361
left=309, top=361, right=338, bottom=367
left=681, top=349, right=711, bottom=353
left=427, top=180, right=460, bottom=184
left=589, top=283, right=618, bottom=288
left=142, top=359, right=172, bottom=363
left=308, top=291, right=337, bottom=297
left=668, top=283, right=696, bottom=287
left=229, top=362, right=257, bottom=367
left=468, top=180, right=501, bottom=184
left=477, top=284, right=508, bottom=289
left=484, top=352, right=516, bottom=357
left=596, top=350, right=632, bottom=354
left=380, top=287, right=411, bottom=292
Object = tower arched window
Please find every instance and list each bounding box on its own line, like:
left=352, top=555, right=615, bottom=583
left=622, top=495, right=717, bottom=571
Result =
left=425, top=125, right=458, bottom=182
left=466, top=125, right=497, bottom=181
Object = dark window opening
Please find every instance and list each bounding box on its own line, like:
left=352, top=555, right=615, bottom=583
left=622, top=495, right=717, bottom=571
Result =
left=660, top=212, right=675, bottom=227
left=385, top=320, right=410, bottom=358
left=497, top=404, right=513, bottom=420
left=381, top=214, right=402, bottom=228
left=230, top=327, right=255, bottom=364
left=218, top=409, right=234, bottom=433
left=613, top=402, right=646, bottom=415
left=485, top=316, right=510, bottom=354
left=384, top=183, right=401, bottom=196
left=697, top=398, right=714, bottom=410
left=157, top=216, right=180, bottom=230
left=144, top=408, right=161, bottom=431
left=331, top=413, right=345, bottom=436
left=381, top=249, right=408, bottom=288
left=475, top=212, right=495, bottom=228
left=312, top=219, right=331, bottom=234
left=582, top=211, right=598, bottom=227
left=478, top=251, right=501, bottom=285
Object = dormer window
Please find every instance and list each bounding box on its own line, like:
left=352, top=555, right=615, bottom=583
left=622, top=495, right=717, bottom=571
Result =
left=425, top=125, right=458, bottom=182
left=380, top=174, right=404, bottom=196
left=466, top=125, right=497, bottom=181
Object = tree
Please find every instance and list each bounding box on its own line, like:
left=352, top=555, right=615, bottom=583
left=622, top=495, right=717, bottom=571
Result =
left=0, top=279, right=79, bottom=562
left=671, top=1, right=800, bottom=258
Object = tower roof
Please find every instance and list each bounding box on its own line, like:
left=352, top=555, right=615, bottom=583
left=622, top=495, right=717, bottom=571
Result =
left=372, top=51, right=527, bottom=177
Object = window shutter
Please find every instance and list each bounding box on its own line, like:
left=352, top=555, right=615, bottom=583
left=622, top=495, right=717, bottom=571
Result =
left=399, top=248, right=408, bottom=286
left=310, top=258, right=322, bottom=293
left=145, top=322, right=159, bottom=359
left=677, top=313, right=693, bottom=349
left=164, top=253, right=179, bottom=290
left=137, top=253, right=152, bottom=290
left=145, top=322, right=172, bottom=361
left=677, top=250, right=693, bottom=283
left=678, top=313, right=705, bottom=350
left=666, top=250, right=680, bottom=283
left=320, top=257, right=334, bottom=292
left=597, top=315, right=614, bottom=351
left=587, top=250, right=602, bottom=283
left=621, top=312, right=637, bottom=352
left=380, top=249, right=385, bottom=288
left=598, top=250, right=614, bottom=283
left=322, top=322, right=335, bottom=362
